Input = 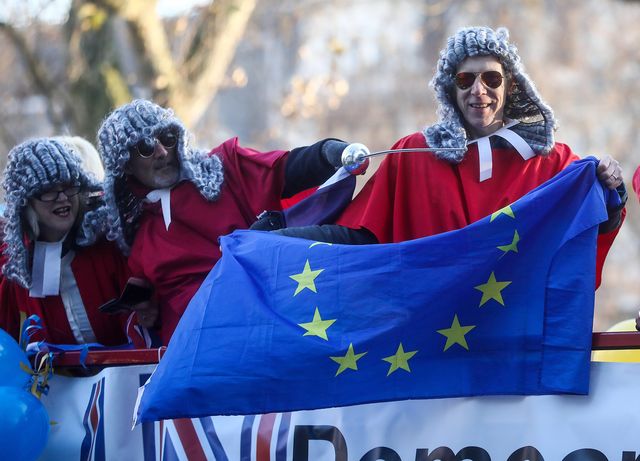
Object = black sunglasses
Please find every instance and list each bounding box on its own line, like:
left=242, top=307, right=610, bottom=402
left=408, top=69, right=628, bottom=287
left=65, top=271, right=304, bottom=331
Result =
left=131, top=131, right=179, bottom=158
left=36, top=186, right=81, bottom=202
left=454, top=71, right=504, bottom=90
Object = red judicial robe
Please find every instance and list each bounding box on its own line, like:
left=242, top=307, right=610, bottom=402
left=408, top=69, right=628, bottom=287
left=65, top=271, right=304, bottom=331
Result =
left=127, top=138, right=288, bottom=345
left=338, top=132, right=622, bottom=287
left=0, top=239, right=131, bottom=345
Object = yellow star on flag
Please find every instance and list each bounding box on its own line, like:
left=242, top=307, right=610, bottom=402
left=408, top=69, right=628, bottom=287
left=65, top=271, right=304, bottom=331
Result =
left=298, top=307, right=336, bottom=340
left=289, top=259, right=324, bottom=296
left=497, top=230, right=520, bottom=254
left=330, top=343, right=367, bottom=376
left=475, top=271, right=512, bottom=307
left=382, top=343, right=418, bottom=376
left=437, top=314, right=476, bottom=351
left=490, top=205, right=515, bottom=222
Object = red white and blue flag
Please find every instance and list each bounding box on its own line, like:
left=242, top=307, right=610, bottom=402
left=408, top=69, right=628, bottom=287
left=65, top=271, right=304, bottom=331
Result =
left=80, top=377, right=106, bottom=461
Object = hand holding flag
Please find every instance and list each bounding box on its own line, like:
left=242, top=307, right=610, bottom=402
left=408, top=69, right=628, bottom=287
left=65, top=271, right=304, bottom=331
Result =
left=135, top=158, right=614, bottom=422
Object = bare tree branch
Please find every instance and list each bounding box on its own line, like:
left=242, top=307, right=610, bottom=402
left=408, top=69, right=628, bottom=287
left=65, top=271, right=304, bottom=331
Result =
left=92, top=0, right=181, bottom=104
left=181, top=0, right=257, bottom=126
left=62, top=1, right=133, bottom=138
left=0, top=21, right=72, bottom=131
left=91, top=0, right=256, bottom=126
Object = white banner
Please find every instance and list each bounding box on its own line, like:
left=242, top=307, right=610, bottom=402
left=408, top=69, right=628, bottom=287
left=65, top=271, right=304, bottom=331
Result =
left=41, top=362, right=640, bottom=460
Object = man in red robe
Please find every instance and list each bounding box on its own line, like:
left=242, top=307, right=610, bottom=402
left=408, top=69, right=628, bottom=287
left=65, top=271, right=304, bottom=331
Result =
left=276, top=27, right=626, bottom=287
left=338, top=27, right=625, bottom=287
left=97, top=99, right=356, bottom=345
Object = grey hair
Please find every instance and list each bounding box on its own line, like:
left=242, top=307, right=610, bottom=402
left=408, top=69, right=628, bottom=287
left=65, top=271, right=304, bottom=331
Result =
left=423, top=26, right=556, bottom=163
left=1, top=138, right=104, bottom=288
left=22, top=203, right=40, bottom=241
left=96, top=99, right=224, bottom=254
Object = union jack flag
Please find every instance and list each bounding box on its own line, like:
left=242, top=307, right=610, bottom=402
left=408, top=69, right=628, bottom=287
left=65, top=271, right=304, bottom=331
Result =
left=80, top=377, right=106, bottom=461
left=139, top=374, right=292, bottom=460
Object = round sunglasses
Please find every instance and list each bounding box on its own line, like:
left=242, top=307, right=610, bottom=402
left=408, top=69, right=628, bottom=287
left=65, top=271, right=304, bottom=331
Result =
left=131, top=131, right=179, bottom=158
left=35, top=186, right=81, bottom=202
left=454, top=71, right=503, bottom=90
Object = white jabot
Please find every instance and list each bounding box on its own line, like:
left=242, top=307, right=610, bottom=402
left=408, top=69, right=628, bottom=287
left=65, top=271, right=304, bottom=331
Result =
left=146, top=189, right=172, bottom=230
left=467, top=120, right=535, bottom=182
left=59, top=251, right=98, bottom=344
left=30, top=240, right=63, bottom=298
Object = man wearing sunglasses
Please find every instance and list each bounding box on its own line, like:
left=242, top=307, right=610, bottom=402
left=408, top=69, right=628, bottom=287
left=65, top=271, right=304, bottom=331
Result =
left=97, top=98, right=363, bottom=345
left=333, top=26, right=626, bottom=287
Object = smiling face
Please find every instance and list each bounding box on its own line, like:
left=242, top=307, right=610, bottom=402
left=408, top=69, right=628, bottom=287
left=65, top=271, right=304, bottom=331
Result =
left=454, top=56, right=508, bottom=139
left=29, top=185, right=81, bottom=242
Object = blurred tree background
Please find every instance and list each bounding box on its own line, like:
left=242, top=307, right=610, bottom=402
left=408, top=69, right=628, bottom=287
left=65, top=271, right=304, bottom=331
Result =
left=1, top=0, right=639, bottom=329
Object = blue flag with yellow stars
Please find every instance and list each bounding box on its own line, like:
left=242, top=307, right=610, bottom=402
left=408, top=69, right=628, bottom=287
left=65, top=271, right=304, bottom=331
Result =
left=135, top=158, right=617, bottom=421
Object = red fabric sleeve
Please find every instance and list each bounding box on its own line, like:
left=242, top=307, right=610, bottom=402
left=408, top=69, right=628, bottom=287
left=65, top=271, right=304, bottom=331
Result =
left=0, top=240, right=132, bottom=345
left=336, top=137, right=619, bottom=289
left=633, top=166, right=640, bottom=202
left=72, top=240, right=133, bottom=344
left=336, top=136, right=405, bottom=242
left=281, top=188, right=316, bottom=209
left=0, top=258, right=21, bottom=341
left=595, top=208, right=625, bottom=289
left=217, top=138, right=289, bottom=221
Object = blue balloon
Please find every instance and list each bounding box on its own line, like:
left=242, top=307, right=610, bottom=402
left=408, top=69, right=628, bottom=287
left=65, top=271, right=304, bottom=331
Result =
left=0, top=386, right=50, bottom=461
left=0, top=328, right=32, bottom=389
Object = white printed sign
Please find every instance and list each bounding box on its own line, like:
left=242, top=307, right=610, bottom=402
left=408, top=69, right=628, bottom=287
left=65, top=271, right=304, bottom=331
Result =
left=41, top=362, right=640, bottom=460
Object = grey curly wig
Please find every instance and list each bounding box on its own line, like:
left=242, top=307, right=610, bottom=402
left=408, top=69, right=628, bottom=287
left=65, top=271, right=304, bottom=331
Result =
left=424, top=26, right=556, bottom=163
left=96, top=99, right=224, bottom=254
left=1, top=138, right=105, bottom=288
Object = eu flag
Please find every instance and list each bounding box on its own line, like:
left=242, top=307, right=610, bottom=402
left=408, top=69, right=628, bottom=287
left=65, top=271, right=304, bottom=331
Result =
left=136, top=158, right=615, bottom=421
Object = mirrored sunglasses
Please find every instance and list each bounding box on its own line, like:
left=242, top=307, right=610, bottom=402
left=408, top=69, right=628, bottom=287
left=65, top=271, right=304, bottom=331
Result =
left=36, top=186, right=81, bottom=202
left=454, top=71, right=504, bottom=90
left=131, top=131, right=179, bottom=158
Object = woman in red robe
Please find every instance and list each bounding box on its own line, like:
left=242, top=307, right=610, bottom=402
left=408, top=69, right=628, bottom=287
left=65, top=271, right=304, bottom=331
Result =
left=0, top=138, right=139, bottom=345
